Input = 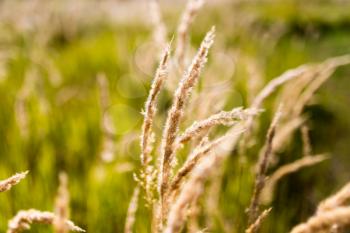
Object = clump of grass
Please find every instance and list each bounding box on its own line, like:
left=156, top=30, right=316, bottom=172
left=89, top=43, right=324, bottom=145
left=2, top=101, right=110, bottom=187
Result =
left=158, top=26, right=215, bottom=222
left=7, top=209, right=84, bottom=233
left=122, top=2, right=350, bottom=233
left=6, top=173, right=83, bottom=233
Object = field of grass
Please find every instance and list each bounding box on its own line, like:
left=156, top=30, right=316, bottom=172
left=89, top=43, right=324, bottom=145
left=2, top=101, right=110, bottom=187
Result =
left=0, top=0, right=350, bottom=232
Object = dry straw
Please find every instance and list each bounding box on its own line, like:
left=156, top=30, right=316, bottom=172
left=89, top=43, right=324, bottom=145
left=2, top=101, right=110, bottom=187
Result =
left=0, top=171, right=28, bottom=193
left=317, top=181, right=350, bottom=213
left=272, top=117, right=306, bottom=153
left=175, top=0, right=205, bottom=68
left=244, top=54, right=350, bottom=141
left=290, top=207, right=350, bottom=233
left=149, top=0, right=167, bottom=50
left=251, top=54, right=350, bottom=114
left=261, top=154, right=328, bottom=204
left=165, top=147, right=219, bottom=233
left=159, top=26, right=215, bottom=219
left=170, top=128, right=245, bottom=195
left=141, top=43, right=171, bottom=166
left=248, top=108, right=282, bottom=224
left=54, top=173, right=70, bottom=233
left=129, top=2, right=350, bottom=231
left=97, top=73, right=116, bottom=162
left=7, top=209, right=84, bottom=233
left=124, top=186, right=140, bottom=233
left=291, top=180, right=350, bottom=232
left=176, top=107, right=258, bottom=146
left=138, top=42, right=171, bottom=206
left=301, top=125, right=312, bottom=156
left=245, top=208, right=272, bottom=233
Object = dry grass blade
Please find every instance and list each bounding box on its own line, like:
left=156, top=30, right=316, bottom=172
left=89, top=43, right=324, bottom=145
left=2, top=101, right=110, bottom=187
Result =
left=292, top=66, right=335, bottom=117
left=176, top=107, right=258, bottom=146
left=245, top=54, right=350, bottom=136
left=124, top=186, right=140, bottom=233
left=141, top=43, right=171, bottom=166
left=0, top=171, right=28, bottom=192
left=290, top=207, right=350, bottom=233
left=97, top=73, right=116, bottom=162
left=261, top=154, right=328, bottom=204
left=7, top=209, right=84, bottom=233
left=245, top=208, right=272, bottom=233
left=149, top=0, right=167, bottom=51
left=159, top=27, right=215, bottom=219
left=97, top=73, right=110, bottom=115
left=187, top=201, right=201, bottom=233
left=251, top=54, right=350, bottom=112
left=251, top=66, right=309, bottom=114
left=273, top=117, right=306, bottom=153
left=170, top=128, right=245, bottom=194
left=175, top=0, right=205, bottom=67
left=139, top=43, right=171, bottom=207
left=301, top=125, right=312, bottom=156
left=317, top=181, right=350, bottom=213
left=247, top=108, right=282, bottom=224
left=279, top=55, right=350, bottom=120
left=54, top=172, right=69, bottom=233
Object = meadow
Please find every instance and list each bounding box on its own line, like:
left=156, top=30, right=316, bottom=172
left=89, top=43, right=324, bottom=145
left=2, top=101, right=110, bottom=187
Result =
left=0, top=0, right=350, bottom=232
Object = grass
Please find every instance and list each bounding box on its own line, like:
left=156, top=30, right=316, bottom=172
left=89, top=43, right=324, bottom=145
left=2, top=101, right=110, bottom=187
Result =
left=0, top=0, right=350, bottom=232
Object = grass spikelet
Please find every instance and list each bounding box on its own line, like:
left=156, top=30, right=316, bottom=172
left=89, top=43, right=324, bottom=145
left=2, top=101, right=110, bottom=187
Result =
left=54, top=172, right=69, bottom=233
left=247, top=108, right=282, bottom=224
left=290, top=207, right=350, bottom=233
left=317, top=181, right=350, bottom=213
left=141, top=43, right=171, bottom=166
left=138, top=43, right=171, bottom=206
left=175, top=0, right=205, bottom=67
left=245, top=208, right=272, bottom=233
left=159, top=26, right=215, bottom=219
left=0, top=171, right=28, bottom=193
left=176, top=107, right=258, bottom=146
left=7, top=209, right=84, bottom=233
left=261, top=154, right=328, bottom=204
left=124, top=186, right=140, bottom=233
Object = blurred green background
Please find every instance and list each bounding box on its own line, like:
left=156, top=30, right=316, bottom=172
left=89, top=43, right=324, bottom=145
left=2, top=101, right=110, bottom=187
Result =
left=0, top=0, right=350, bottom=232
